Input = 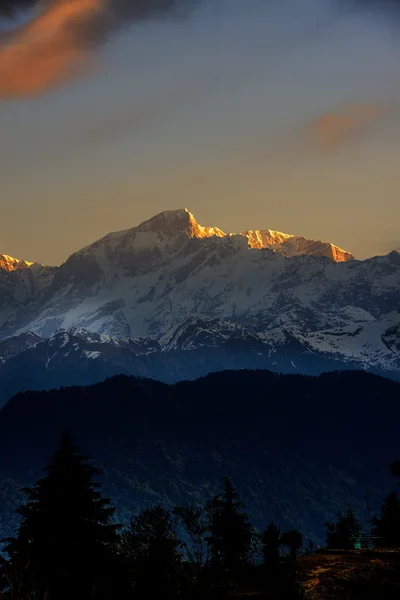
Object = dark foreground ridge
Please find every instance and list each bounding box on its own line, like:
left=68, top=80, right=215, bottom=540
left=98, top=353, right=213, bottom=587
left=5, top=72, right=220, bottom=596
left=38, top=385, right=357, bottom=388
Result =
left=0, top=369, right=399, bottom=543
left=2, top=428, right=400, bottom=599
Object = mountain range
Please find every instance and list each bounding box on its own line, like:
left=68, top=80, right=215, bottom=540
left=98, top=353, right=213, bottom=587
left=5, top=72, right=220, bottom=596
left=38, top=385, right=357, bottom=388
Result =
left=0, top=208, right=399, bottom=404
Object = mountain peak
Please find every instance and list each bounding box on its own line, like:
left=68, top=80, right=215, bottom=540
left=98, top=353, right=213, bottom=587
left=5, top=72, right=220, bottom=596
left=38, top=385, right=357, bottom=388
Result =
left=136, top=208, right=192, bottom=235
left=136, top=208, right=225, bottom=240
left=0, top=254, right=34, bottom=272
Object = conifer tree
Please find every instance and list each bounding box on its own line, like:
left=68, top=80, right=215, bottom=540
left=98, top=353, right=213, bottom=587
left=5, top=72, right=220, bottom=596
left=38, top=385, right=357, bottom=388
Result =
left=325, top=507, right=361, bottom=549
left=389, top=460, right=400, bottom=482
left=260, top=522, right=303, bottom=597
left=260, top=521, right=281, bottom=571
left=372, top=459, right=400, bottom=548
left=280, top=529, right=303, bottom=561
left=173, top=505, right=208, bottom=576
left=373, top=492, right=400, bottom=548
left=120, top=505, right=183, bottom=600
left=205, top=477, right=253, bottom=574
left=1, top=431, right=120, bottom=600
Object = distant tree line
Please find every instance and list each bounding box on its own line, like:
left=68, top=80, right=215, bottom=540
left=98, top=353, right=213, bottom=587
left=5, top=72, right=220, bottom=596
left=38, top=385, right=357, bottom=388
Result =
left=1, top=431, right=400, bottom=599
left=0, top=432, right=306, bottom=600
left=324, top=460, right=400, bottom=551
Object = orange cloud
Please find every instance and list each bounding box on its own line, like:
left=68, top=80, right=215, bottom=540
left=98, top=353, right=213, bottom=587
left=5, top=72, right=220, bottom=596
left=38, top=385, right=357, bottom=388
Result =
left=312, top=104, right=383, bottom=152
left=0, top=0, right=103, bottom=98
left=0, top=0, right=190, bottom=98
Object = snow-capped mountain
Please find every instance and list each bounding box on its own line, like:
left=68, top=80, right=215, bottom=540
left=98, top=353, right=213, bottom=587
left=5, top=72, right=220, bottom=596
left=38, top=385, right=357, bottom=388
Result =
left=0, top=208, right=398, bottom=401
left=0, top=208, right=359, bottom=339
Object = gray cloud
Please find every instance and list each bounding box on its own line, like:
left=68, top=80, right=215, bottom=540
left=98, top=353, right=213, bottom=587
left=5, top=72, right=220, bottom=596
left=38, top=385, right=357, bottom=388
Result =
left=0, top=0, right=187, bottom=20
left=2, top=0, right=400, bottom=22
left=0, top=0, right=35, bottom=17
left=0, top=0, right=399, bottom=99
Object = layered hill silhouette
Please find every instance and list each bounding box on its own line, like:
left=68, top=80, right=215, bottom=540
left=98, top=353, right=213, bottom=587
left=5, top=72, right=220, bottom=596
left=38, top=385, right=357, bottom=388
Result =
left=0, top=369, right=398, bottom=543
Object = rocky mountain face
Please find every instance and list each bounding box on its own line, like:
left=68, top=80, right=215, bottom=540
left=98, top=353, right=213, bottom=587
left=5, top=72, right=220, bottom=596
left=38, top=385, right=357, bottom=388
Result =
left=0, top=257, right=56, bottom=338
left=0, top=209, right=398, bottom=403
left=0, top=331, right=42, bottom=365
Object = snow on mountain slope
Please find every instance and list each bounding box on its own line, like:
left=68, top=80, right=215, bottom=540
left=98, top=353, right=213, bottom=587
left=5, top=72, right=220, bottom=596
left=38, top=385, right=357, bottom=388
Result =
left=0, top=259, right=56, bottom=334
left=0, top=208, right=397, bottom=383
left=296, top=316, right=400, bottom=370
left=159, top=317, right=261, bottom=351
left=0, top=332, right=42, bottom=365
left=243, top=230, right=353, bottom=262
left=18, top=236, right=396, bottom=342
left=382, top=323, right=400, bottom=355
left=0, top=328, right=166, bottom=405
left=1, top=317, right=398, bottom=408
left=67, top=327, right=161, bottom=354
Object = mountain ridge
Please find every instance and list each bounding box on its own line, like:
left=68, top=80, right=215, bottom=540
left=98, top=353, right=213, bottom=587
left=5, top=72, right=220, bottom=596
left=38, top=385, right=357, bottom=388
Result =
left=0, top=315, right=399, bottom=407
left=0, top=208, right=398, bottom=399
left=0, top=208, right=354, bottom=273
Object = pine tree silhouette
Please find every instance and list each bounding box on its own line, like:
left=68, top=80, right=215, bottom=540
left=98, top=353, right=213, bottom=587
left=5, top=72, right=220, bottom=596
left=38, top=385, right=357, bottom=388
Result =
left=280, top=529, right=303, bottom=561
left=1, top=430, right=120, bottom=600
left=325, top=507, right=361, bottom=549
left=120, top=505, right=183, bottom=600
left=373, top=492, right=400, bottom=548
left=260, top=521, right=281, bottom=571
left=205, top=477, right=253, bottom=575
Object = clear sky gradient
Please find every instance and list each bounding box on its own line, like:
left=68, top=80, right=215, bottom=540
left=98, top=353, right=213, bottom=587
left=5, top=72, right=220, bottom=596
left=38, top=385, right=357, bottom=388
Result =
left=1, top=0, right=400, bottom=265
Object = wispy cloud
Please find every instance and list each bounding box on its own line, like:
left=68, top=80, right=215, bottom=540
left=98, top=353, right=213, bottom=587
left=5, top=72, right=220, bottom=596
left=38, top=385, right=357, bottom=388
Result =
left=310, top=104, right=384, bottom=152
left=68, top=76, right=208, bottom=148
left=0, top=0, right=103, bottom=98
left=0, top=0, right=189, bottom=98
